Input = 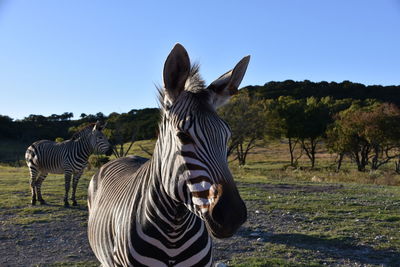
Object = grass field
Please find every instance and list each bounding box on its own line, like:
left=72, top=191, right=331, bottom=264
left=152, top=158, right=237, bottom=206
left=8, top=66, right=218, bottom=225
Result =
left=1, top=140, right=400, bottom=266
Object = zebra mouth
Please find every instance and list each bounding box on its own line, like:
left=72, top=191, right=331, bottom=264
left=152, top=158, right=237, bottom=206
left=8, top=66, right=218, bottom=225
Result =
left=201, top=183, right=247, bottom=239
left=203, top=212, right=235, bottom=239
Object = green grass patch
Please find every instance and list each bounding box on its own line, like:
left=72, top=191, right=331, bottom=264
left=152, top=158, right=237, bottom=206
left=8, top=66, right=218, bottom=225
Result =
left=1, top=140, right=400, bottom=265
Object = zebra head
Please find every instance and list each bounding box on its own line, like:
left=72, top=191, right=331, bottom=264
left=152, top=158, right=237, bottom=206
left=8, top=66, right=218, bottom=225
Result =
left=158, top=44, right=249, bottom=238
left=91, top=121, right=113, bottom=156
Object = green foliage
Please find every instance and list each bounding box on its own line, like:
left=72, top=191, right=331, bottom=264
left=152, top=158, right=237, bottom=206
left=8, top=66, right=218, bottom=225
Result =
left=88, top=154, right=110, bottom=169
left=326, top=102, right=400, bottom=171
left=0, top=109, right=159, bottom=163
left=218, top=90, right=400, bottom=171
left=0, top=115, right=14, bottom=139
left=55, top=137, right=64, bottom=143
left=244, top=80, right=400, bottom=106
left=219, top=92, right=267, bottom=165
left=2, top=80, right=400, bottom=173
left=106, top=108, right=159, bottom=143
left=263, top=96, right=340, bottom=168
left=103, top=108, right=159, bottom=158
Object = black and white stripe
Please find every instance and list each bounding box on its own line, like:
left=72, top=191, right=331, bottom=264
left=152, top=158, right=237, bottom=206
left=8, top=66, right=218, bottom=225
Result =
left=88, top=44, right=250, bottom=266
left=26, top=121, right=112, bottom=207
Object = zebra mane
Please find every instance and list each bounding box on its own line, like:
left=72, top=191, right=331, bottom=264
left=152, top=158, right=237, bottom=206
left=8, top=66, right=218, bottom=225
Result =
left=71, top=123, right=95, bottom=140
left=157, top=63, right=208, bottom=111
left=185, top=63, right=206, bottom=93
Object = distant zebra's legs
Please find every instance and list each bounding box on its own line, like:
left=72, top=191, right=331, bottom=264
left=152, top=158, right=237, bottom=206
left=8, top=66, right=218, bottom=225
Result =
left=35, top=173, right=48, bottom=205
left=71, top=171, right=83, bottom=206
left=64, top=171, right=73, bottom=207
left=28, top=167, right=39, bottom=205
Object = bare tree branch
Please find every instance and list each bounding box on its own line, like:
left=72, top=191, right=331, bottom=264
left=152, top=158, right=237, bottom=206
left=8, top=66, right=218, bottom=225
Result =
left=139, top=145, right=153, bottom=157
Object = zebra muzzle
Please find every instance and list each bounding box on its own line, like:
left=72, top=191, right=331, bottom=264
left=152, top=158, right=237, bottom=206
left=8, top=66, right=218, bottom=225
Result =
left=205, top=183, right=247, bottom=238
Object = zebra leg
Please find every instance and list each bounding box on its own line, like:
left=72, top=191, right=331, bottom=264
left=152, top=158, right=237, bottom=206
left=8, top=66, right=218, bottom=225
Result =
left=35, top=173, right=48, bottom=205
left=28, top=167, right=39, bottom=205
left=64, top=171, right=72, bottom=207
left=71, top=172, right=83, bottom=206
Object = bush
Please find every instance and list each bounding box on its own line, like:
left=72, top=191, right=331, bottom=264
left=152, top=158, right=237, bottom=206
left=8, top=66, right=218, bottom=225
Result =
left=88, top=154, right=110, bottom=169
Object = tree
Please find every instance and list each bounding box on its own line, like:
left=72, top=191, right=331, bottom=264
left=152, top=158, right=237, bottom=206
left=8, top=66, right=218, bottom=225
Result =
left=0, top=115, right=14, bottom=139
left=219, top=92, right=267, bottom=165
left=96, top=112, right=105, bottom=121
left=105, top=113, right=137, bottom=158
left=326, top=104, right=372, bottom=171
left=60, top=112, right=73, bottom=121
left=360, top=103, right=400, bottom=170
left=298, top=97, right=333, bottom=168
left=49, top=114, right=61, bottom=121
left=272, top=96, right=305, bottom=167
left=326, top=101, right=400, bottom=171
left=243, top=80, right=400, bottom=107
left=266, top=96, right=348, bottom=169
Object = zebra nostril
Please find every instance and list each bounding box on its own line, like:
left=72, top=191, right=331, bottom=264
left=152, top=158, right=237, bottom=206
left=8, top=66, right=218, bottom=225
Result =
left=209, top=183, right=246, bottom=237
left=208, top=184, right=219, bottom=204
left=210, top=184, right=219, bottom=197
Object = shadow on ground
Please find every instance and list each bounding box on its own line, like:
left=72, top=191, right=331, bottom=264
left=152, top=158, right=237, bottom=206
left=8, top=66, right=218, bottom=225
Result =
left=266, top=233, right=400, bottom=266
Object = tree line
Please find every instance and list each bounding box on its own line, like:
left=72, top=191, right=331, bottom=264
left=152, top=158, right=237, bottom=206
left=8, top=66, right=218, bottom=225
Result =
left=243, top=80, right=400, bottom=106
left=219, top=91, right=400, bottom=172
left=0, top=109, right=159, bottom=163
left=2, top=79, right=400, bottom=169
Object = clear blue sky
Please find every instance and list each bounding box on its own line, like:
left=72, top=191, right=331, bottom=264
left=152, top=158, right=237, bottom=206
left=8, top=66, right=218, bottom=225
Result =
left=1, top=0, right=400, bottom=120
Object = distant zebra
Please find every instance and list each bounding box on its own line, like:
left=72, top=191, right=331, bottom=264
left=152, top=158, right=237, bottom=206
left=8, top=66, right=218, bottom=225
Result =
left=88, top=44, right=250, bottom=266
left=26, top=121, right=112, bottom=207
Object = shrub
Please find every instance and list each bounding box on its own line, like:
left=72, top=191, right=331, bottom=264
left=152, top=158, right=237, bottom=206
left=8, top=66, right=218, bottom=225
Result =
left=55, top=137, right=64, bottom=143
left=88, top=154, right=110, bottom=169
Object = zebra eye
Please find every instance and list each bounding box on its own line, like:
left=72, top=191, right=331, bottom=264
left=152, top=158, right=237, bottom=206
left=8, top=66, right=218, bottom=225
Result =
left=177, top=131, right=193, bottom=144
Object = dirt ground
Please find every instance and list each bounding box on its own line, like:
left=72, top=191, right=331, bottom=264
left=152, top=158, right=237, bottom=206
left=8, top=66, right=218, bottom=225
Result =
left=1, top=183, right=399, bottom=267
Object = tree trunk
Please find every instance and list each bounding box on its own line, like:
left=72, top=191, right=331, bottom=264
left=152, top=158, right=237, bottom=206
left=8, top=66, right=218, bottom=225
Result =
left=395, top=156, right=400, bottom=174
left=242, top=138, right=256, bottom=165
left=353, top=152, right=364, bottom=172
left=301, top=138, right=317, bottom=169
left=227, top=139, right=239, bottom=157
left=371, top=145, right=379, bottom=170
left=288, top=137, right=296, bottom=167
left=336, top=153, right=344, bottom=172
left=237, top=143, right=246, bottom=166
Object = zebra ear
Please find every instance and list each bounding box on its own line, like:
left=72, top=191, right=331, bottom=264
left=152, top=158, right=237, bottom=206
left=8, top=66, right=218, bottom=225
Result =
left=208, top=55, right=250, bottom=108
left=93, top=121, right=103, bottom=131
left=163, top=43, right=191, bottom=104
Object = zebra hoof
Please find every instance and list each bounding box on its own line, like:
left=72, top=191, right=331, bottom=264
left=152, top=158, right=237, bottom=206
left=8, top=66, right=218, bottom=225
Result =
left=64, top=201, right=70, bottom=208
left=31, top=200, right=36, bottom=206
left=39, top=200, right=46, bottom=205
left=72, top=201, right=78, bottom=206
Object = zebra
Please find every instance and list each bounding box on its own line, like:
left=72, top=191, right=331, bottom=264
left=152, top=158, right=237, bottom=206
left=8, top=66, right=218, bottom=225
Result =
left=88, top=43, right=250, bottom=266
left=26, top=121, right=112, bottom=207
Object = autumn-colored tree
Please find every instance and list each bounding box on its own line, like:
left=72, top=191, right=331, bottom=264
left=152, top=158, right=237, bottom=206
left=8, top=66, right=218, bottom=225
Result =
left=326, top=102, right=400, bottom=171
left=361, top=103, right=400, bottom=170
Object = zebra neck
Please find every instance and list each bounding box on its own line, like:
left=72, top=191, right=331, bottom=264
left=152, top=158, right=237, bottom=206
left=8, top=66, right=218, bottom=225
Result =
left=72, top=136, right=94, bottom=160
left=141, top=157, right=195, bottom=235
